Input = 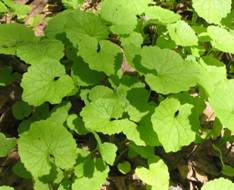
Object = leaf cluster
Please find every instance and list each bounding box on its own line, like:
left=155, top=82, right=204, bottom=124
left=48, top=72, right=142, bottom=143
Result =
left=0, top=0, right=234, bottom=189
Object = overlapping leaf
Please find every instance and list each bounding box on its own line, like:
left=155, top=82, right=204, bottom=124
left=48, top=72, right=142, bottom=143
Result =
left=100, top=0, right=150, bottom=34
left=0, top=23, right=37, bottom=54
left=151, top=98, right=196, bottom=152
left=207, top=26, right=234, bottom=54
left=167, top=20, right=198, bottom=46
left=0, top=133, right=17, bottom=157
left=12, top=101, right=31, bottom=120
left=140, top=46, right=198, bottom=94
left=73, top=153, right=109, bottom=190
left=197, top=56, right=226, bottom=95
left=0, top=67, right=19, bottom=86
left=81, top=98, right=145, bottom=146
left=0, top=186, right=14, bottom=190
left=99, top=142, right=117, bottom=165
left=17, top=39, right=64, bottom=65
left=135, top=157, right=169, bottom=190
left=209, top=79, right=234, bottom=132
left=0, top=2, right=8, bottom=13
left=46, top=10, right=108, bottom=40
left=1, top=1, right=234, bottom=189
left=18, top=119, right=77, bottom=177
left=201, top=178, right=234, bottom=190
left=192, top=0, right=232, bottom=24
left=145, top=6, right=181, bottom=25
left=71, top=57, right=105, bottom=86
left=67, top=34, right=122, bottom=76
left=21, top=61, right=74, bottom=106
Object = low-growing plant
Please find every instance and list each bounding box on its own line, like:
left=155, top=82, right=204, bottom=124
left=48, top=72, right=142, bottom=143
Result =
left=0, top=0, right=234, bottom=189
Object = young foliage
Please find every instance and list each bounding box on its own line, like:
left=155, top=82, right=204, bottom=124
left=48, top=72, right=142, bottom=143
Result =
left=0, top=186, right=14, bottom=190
left=167, top=20, right=198, bottom=46
left=209, top=79, right=234, bottom=132
left=73, top=157, right=109, bottom=190
left=192, top=0, right=232, bottom=24
left=0, top=133, right=16, bottom=157
left=207, top=26, right=234, bottom=54
left=151, top=98, right=195, bottom=152
left=1, top=0, right=234, bottom=189
left=0, top=66, right=19, bottom=86
left=139, top=46, right=198, bottom=94
left=135, top=157, right=169, bottom=190
left=17, top=39, right=64, bottom=65
left=18, top=103, right=77, bottom=177
left=12, top=101, right=31, bottom=120
left=0, top=23, right=37, bottom=54
left=21, top=61, right=74, bottom=106
left=201, top=178, right=234, bottom=190
left=100, top=0, right=150, bottom=34
left=18, top=118, right=77, bottom=177
left=144, top=6, right=181, bottom=24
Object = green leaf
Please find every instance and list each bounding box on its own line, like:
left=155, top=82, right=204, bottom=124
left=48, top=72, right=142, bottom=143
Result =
left=156, top=34, right=176, bottom=49
left=58, top=180, right=72, bottom=190
left=18, top=119, right=77, bottom=177
left=12, top=101, right=31, bottom=120
left=67, top=33, right=122, bottom=76
left=192, top=0, right=232, bottom=24
left=222, top=10, right=234, bottom=29
left=72, top=168, right=109, bottom=190
left=121, top=32, right=143, bottom=48
left=49, top=102, right=72, bottom=125
left=45, top=10, right=73, bottom=39
left=3, top=0, right=31, bottom=18
left=34, top=180, right=50, bottom=190
left=46, top=10, right=108, bottom=40
left=0, top=132, right=17, bottom=157
left=151, top=98, right=196, bottom=152
left=207, top=26, right=234, bottom=54
left=100, top=0, right=150, bottom=34
left=62, top=0, right=83, bottom=9
left=201, top=178, right=234, bottom=190
left=12, top=162, right=32, bottom=179
left=21, top=61, right=74, bottom=106
left=74, top=149, right=93, bottom=178
left=88, top=85, right=114, bottom=101
left=137, top=113, right=160, bottom=146
left=135, top=157, right=169, bottom=190
left=118, top=119, right=145, bottom=146
left=121, top=86, right=152, bottom=122
left=128, top=143, right=155, bottom=159
left=0, top=186, right=14, bottom=190
left=81, top=98, right=124, bottom=127
left=140, top=46, right=198, bottom=94
left=73, top=157, right=109, bottom=190
left=209, top=79, right=234, bottom=132
left=99, top=142, right=117, bottom=165
left=197, top=56, right=226, bottom=95
left=0, top=2, right=8, bottom=13
left=117, top=161, right=131, bottom=174
left=66, top=114, right=88, bottom=135
left=71, top=56, right=105, bottom=87
left=17, top=39, right=64, bottom=65
left=0, top=66, right=19, bottom=86
left=167, top=20, right=198, bottom=46
left=0, top=23, right=37, bottom=54
left=80, top=97, right=123, bottom=133
left=144, top=6, right=181, bottom=24
left=222, top=165, right=234, bottom=177
left=65, top=11, right=109, bottom=40
left=18, top=104, right=50, bottom=134
left=81, top=98, right=145, bottom=145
